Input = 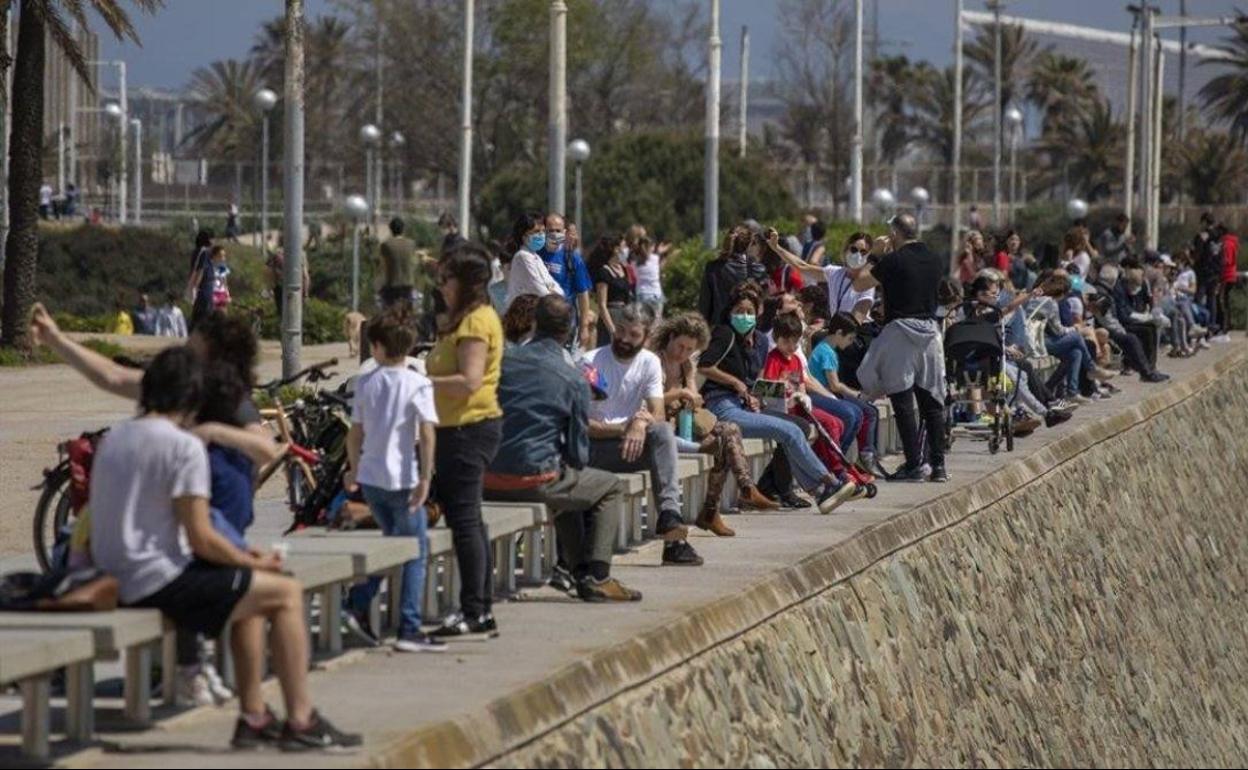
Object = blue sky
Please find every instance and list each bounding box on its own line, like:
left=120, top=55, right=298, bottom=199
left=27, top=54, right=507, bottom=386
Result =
left=96, top=0, right=1243, bottom=92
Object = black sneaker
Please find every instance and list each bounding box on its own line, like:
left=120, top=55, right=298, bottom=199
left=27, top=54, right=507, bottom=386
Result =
left=662, top=541, right=704, bottom=567
left=928, top=465, right=950, bottom=483
left=1141, top=371, right=1170, bottom=383
left=231, top=706, right=283, bottom=750
left=816, top=482, right=858, bottom=515
left=890, top=464, right=928, bottom=483
left=430, top=612, right=500, bottom=641
left=548, top=564, right=576, bottom=594
left=342, top=609, right=381, bottom=648
left=1044, top=409, right=1072, bottom=428
left=777, top=491, right=812, bottom=509
left=278, top=710, right=362, bottom=753
left=393, top=632, right=448, bottom=653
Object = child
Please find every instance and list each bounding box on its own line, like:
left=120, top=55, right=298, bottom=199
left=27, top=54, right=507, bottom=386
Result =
left=211, top=246, right=232, bottom=309
left=809, top=313, right=884, bottom=477
left=108, top=297, right=134, bottom=336
left=156, top=290, right=189, bottom=338
left=343, top=309, right=445, bottom=653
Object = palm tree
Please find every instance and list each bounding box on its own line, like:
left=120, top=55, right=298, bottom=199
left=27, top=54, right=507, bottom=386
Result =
left=1199, top=21, right=1248, bottom=143
left=868, top=55, right=921, bottom=165
left=182, top=59, right=267, bottom=161
left=1027, top=51, right=1099, bottom=136
left=2, top=0, right=162, bottom=350
left=1035, top=98, right=1123, bottom=202
left=965, top=21, right=1040, bottom=126
left=910, top=63, right=989, bottom=166
left=1174, top=128, right=1248, bottom=205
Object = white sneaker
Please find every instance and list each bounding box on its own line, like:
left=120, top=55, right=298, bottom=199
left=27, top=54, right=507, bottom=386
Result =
left=1198, top=338, right=1212, bottom=350
left=175, top=666, right=216, bottom=707
left=1212, top=334, right=1232, bottom=343
left=201, top=661, right=234, bottom=704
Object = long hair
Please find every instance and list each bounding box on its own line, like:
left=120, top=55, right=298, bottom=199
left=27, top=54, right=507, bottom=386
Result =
left=718, top=225, right=753, bottom=261
left=439, top=243, right=494, bottom=334
left=587, top=234, right=621, bottom=274
left=649, top=312, right=710, bottom=355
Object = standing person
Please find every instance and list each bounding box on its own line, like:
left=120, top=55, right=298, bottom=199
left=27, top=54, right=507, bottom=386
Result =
left=39, top=181, right=53, bottom=220
left=88, top=347, right=360, bottom=751
left=968, top=205, right=984, bottom=232
left=698, top=225, right=769, bottom=325
left=133, top=293, right=158, bottom=335
left=1193, top=214, right=1226, bottom=337
left=589, top=234, right=635, bottom=346
left=427, top=245, right=505, bottom=640
left=957, top=230, right=989, bottom=285
left=186, top=235, right=217, bottom=332
left=438, top=211, right=467, bottom=256
left=539, top=213, right=595, bottom=348
left=211, top=246, right=233, bottom=310
left=225, top=202, right=242, bottom=242
left=631, top=236, right=667, bottom=320
left=774, top=230, right=875, bottom=322
left=852, top=214, right=950, bottom=483
left=342, top=310, right=446, bottom=652
left=1219, top=224, right=1239, bottom=338
left=486, top=295, right=642, bottom=602
left=801, top=220, right=828, bottom=265
left=108, top=297, right=135, bottom=336
left=379, top=217, right=418, bottom=311
left=1098, top=213, right=1133, bottom=265
left=506, top=212, right=563, bottom=308
left=64, top=183, right=78, bottom=218
left=586, top=304, right=703, bottom=566
left=265, top=247, right=310, bottom=321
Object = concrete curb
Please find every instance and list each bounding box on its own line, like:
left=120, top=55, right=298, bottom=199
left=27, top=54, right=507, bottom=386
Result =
left=369, top=348, right=1248, bottom=769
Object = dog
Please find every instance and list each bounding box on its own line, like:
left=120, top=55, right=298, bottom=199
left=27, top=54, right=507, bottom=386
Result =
left=344, top=311, right=367, bottom=357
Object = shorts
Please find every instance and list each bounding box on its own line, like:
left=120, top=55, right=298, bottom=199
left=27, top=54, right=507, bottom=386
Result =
left=131, top=560, right=252, bottom=638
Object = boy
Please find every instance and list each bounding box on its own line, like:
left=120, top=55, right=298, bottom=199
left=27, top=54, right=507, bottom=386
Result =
left=762, top=313, right=859, bottom=511
left=156, top=290, right=189, bottom=338
left=809, top=313, right=884, bottom=477
left=343, top=310, right=445, bottom=652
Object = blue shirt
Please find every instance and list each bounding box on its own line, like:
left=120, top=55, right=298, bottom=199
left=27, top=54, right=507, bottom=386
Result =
left=808, top=340, right=840, bottom=390
left=491, top=337, right=590, bottom=476
left=208, top=445, right=253, bottom=545
left=541, top=246, right=592, bottom=298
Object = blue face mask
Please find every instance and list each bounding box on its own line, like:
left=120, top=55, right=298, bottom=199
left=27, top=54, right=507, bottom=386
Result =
left=526, top=233, right=547, bottom=253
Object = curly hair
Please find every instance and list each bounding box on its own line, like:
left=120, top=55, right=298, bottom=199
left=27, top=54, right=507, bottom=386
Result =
left=192, top=312, right=258, bottom=389
left=502, top=293, right=540, bottom=344
left=728, top=279, right=764, bottom=313
left=649, top=312, right=710, bottom=354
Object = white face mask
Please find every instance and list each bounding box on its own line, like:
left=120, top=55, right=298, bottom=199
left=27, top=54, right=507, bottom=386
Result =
left=845, top=250, right=868, bottom=270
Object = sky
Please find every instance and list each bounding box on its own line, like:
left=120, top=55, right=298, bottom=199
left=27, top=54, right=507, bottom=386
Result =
left=94, top=0, right=1244, bottom=93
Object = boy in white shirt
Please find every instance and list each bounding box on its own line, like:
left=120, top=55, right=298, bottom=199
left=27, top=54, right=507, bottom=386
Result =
left=344, top=310, right=444, bottom=652
left=155, top=290, right=189, bottom=338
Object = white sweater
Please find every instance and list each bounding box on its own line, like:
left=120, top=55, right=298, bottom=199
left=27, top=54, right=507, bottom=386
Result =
left=505, top=248, right=564, bottom=309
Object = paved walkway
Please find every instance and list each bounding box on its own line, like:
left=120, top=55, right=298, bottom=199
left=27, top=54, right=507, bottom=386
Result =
left=1, top=339, right=1243, bottom=767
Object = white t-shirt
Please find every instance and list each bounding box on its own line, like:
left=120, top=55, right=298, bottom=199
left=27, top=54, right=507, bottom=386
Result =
left=89, top=417, right=211, bottom=604
left=1175, top=268, right=1197, bottom=295
left=1072, top=251, right=1092, bottom=278
left=351, top=365, right=439, bottom=491
left=587, top=346, right=664, bottom=425
left=506, top=248, right=564, bottom=308
left=823, top=265, right=875, bottom=316
left=39, top=185, right=53, bottom=206
left=634, top=252, right=663, bottom=297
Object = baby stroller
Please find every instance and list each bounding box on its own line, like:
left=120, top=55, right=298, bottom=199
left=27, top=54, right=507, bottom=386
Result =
left=943, top=302, right=1016, bottom=455
left=792, top=401, right=879, bottom=499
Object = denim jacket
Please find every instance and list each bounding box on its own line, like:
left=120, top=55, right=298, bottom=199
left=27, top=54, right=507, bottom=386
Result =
left=490, top=337, right=589, bottom=476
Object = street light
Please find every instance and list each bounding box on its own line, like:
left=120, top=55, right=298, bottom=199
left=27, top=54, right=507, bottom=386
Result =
left=910, top=186, right=930, bottom=235
left=130, top=118, right=142, bottom=224
left=90, top=59, right=128, bottom=223
left=1005, top=106, right=1024, bottom=221
left=344, top=194, right=370, bottom=312
left=1067, top=197, right=1089, bottom=221
left=253, top=87, right=278, bottom=250
left=359, top=123, right=381, bottom=224
left=871, top=188, right=896, bottom=222
left=104, top=102, right=125, bottom=222
left=568, top=138, right=590, bottom=240
left=389, top=131, right=406, bottom=214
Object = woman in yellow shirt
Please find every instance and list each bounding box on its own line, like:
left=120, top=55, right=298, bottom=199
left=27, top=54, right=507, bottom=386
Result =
left=426, top=244, right=505, bottom=640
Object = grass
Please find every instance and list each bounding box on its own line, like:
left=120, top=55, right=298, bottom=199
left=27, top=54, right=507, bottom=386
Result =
left=0, top=337, right=135, bottom=368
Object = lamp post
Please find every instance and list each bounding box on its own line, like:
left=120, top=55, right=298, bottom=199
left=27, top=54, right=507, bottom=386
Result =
left=568, top=138, right=590, bottom=239
left=104, top=102, right=125, bottom=222
left=549, top=0, right=568, bottom=214
left=344, top=194, right=369, bottom=312
left=850, top=0, right=864, bottom=223
left=704, top=0, right=722, bottom=248
left=389, top=131, right=405, bottom=214
left=130, top=118, right=142, bottom=224
left=871, top=188, right=896, bottom=223
left=359, top=123, right=381, bottom=227
left=1005, top=106, right=1024, bottom=221
left=911, top=186, right=930, bottom=235
left=253, top=88, right=278, bottom=250
left=1067, top=197, right=1088, bottom=222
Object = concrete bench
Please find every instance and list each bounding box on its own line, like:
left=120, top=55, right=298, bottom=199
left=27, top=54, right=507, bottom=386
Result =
left=614, top=473, right=648, bottom=550
left=677, top=456, right=709, bottom=516
left=282, top=552, right=356, bottom=654
left=0, top=629, right=95, bottom=761
left=0, top=609, right=170, bottom=728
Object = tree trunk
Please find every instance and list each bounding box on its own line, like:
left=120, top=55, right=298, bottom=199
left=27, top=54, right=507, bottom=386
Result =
left=2, top=0, right=43, bottom=350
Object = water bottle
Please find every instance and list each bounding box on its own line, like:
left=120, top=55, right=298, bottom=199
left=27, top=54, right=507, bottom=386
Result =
left=677, top=408, right=694, bottom=442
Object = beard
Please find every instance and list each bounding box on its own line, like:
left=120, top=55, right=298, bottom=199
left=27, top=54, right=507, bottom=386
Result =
left=612, top=340, right=641, bottom=360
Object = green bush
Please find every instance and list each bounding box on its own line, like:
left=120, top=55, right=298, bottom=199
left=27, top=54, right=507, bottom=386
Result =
left=227, top=294, right=346, bottom=343
left=52, top=312, right=110, bottom=333
left=661, top=236, right=717, bottom=314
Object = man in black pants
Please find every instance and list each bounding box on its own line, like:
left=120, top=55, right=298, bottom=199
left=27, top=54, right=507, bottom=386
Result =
left=852, top=214, right=950, bottom=483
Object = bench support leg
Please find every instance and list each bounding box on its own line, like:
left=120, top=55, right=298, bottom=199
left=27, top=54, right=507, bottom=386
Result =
left=20, top=676, right=51, bottom=761
left=124, top=644, right=153, bottom=724
left=66, top=661, right=94, bottom=741
left=323, top=583, right=343, bottom=653
left=160, top=631, right=177, bottom=707
left=385, top=567, right=403, bottom=635
left=423, top=559, right=440, bottom=623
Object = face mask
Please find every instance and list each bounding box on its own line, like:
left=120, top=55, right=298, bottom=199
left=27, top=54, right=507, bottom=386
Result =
left=547, top=232, right=566, bottom=249
left=612, top=339, right=641, bottom=360
left=845, top=250, right=868, bottom=269
left=620, top=245, right=631, bottom=261
left=800, top=227, right=813, bottom=245
left=526, top=233, right=547, bottom=253
left=730, top=314, right=757, bottom=335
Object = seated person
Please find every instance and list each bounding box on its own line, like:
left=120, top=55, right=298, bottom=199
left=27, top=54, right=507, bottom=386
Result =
left=1087, top=290, right=1170, bottom=384
left=809, top=313, right=884, bottom=475
left=89, top=348, right=359, bottom=752
left=586, top=303, right=703, bottom=567
left=487, top=296, right=642, bottom=601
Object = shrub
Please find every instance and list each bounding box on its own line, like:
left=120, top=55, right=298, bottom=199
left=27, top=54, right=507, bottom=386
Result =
left=227, top=294, right=346, bottom=343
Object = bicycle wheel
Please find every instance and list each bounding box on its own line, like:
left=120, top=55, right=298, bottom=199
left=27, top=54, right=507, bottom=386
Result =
left=33, top=465, right=73, bottom=573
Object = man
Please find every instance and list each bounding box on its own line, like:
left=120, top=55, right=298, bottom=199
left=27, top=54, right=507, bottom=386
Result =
left=1193, top=213, right=1226, bottom=337
left=539, top=213, right=594, bottom=350
left=39, top=181, right=53, bottom=220
left=486, top=296, right=642, bottom=601
left=379, top=217, right=417, bottom=310
left=1094, top=264, right=1170, bottom=383
left=89, top=347, right=359, bottom=751
left=1098, top=213, right=1134, bottom=265
left=438, top=211, right=467, bottom=257
left=265, top=246, right=311, bottom=320
left=133, top=293, right=157, bottom=336
left=586, top=304, right=702, bottom=566
left=852, top=213, right=949, bottom=483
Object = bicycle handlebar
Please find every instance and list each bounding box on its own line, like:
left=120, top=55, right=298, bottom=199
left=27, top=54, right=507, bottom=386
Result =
left=258, top=358, right=339, bottom=393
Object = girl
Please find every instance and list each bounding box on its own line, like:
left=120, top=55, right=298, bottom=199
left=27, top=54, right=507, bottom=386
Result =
left=588, top=234, right=636, bottom=346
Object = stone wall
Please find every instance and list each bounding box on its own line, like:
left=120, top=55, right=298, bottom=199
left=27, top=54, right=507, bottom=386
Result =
left=375, top=351, right=1248, bottom=768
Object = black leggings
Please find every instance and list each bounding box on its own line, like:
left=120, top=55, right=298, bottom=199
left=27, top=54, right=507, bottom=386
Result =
left=435, top=418, right=502, bottom=619
left=890, top=386, right=945, bottom=470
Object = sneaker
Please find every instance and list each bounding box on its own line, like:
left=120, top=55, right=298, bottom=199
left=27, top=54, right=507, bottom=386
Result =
left=1191, top=324, right=1208, bottom=338
left=202, top=661, right=234, bottom=705
left=1047, top=399, right=1076, bottom=412
left=1141, top=370, right=1171, bottom=383
left=1198, top=338, right=1212, bottom=350
left=430, top=612, right=500, bottom=641
left=577, top=576, right=643, bottom=602
left=548, top=564, right=576, bottom=595
left=278, top=710, right=362, bottom=753
left=928, top=465, right=950, bottom=483
left=856, top=452, right=888, bottom=479
left=393, top=633, right=448, bottom=653
left=1091, top=366, right=1117, bottom=381
left=175, top=666, right=215, bottom=708
left=342, top=610, right=381, bottom=648
left=231, top=706, right=283, bottom=750
left=778, top=491, right=812, bottom=509
left=816, top=481, right=858, bottom=514
left=1212, top=333, right=1232, bottom=343
left=890, top=464, right=928, bottom=483
left=1070, top=394, right=1092, bottom=405
left=661, top=540, right=704, bottom=566
left=1102, top=382, right=1122, bottom=395
left=1044, top=409, right=1072, bottom=428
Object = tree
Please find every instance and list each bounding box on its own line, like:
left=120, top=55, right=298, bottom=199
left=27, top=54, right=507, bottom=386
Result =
left=1199, top=21, right=1248, bottom=144
left=2, top=0, right=161, bottom=350
left=1034, top=98, right=1123, bottom=202
left=1027, top=51, right=1098, bottom=136
left=182, top=59, right=266, bottom=162
left=868, top=55, right=922, bottom=165
left=909, top=63, right=989, bottom=199
left=1174, top=128, right=1248, bottom=205
left=965, top=19, right=1038, bottom=159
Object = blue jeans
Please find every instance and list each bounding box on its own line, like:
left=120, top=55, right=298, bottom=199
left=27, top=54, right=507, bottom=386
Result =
left=809, top=394, right=860, bottom=453
left=1046, top=331, right=1091, bottom=394
left=346, top=485, right=427, bottom=637
left=707, top=396, right=829, bottom=492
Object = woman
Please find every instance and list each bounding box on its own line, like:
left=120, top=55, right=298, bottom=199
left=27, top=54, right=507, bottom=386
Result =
left=958, top=230, right=989, bottom=285
left=698, top=225, right=769, bottom=325
left=1027, top=270, right=1113, bottom=401
left=1062, top=226, right=1095, bottom=278
left=631, top=235, right=666, bottom=320
left=651, top=313, right=779, bottom=536
left=761, top=232, right=805, bottom=297
left=505, top=212, right=563, bottom=309
left=427, top=244, right=505, bottom=640
left=588, top=234, right=635, bottom=346
left=697, top=282, right=856, bottom=515
left=995, top=230, right=1034, bottom=290
left=774, top=230, right=876, bottom=322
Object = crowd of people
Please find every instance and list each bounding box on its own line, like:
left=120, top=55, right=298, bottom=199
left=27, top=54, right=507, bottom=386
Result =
left=23, top=200, right=1237, bottom=753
